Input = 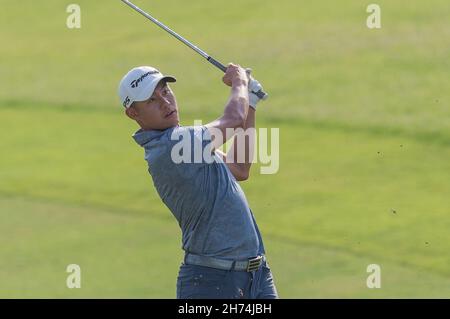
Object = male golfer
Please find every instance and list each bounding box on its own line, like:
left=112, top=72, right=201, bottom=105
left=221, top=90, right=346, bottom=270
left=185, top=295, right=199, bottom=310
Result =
left=118, top=64, right=278, bottom=299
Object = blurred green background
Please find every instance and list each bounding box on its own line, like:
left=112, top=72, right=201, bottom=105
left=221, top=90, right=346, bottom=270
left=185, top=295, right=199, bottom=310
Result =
left=0, top=0, right=449, bottom=298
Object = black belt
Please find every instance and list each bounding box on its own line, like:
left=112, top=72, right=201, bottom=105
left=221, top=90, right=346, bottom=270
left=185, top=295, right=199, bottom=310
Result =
left=184, top=253, right=264, bottom=272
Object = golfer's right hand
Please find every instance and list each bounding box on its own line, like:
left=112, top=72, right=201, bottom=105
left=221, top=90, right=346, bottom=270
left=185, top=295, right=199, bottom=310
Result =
left=223, top=63, right=248, bottom=87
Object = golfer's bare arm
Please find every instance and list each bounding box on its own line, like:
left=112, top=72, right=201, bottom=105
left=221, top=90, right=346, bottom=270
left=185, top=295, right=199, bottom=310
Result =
left=205, top=64, right=253, bottom=181
left=215, top=109, right=255, bottom=181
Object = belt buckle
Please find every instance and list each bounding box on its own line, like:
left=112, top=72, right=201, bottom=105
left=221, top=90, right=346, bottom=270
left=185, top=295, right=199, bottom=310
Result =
left=246, top=256, right=262, bottom=272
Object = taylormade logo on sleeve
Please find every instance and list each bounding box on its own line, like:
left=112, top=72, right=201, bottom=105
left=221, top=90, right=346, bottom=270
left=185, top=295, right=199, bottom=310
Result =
left=130, top=70, right=160, bottom=88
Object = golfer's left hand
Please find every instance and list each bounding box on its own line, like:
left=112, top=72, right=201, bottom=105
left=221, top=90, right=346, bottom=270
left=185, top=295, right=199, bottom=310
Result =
left=247, top=72, right=264, bottom=109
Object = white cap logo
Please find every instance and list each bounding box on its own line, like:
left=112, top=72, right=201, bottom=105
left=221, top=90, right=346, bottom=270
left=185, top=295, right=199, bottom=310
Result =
left=130, top=70, right=159, bottom=88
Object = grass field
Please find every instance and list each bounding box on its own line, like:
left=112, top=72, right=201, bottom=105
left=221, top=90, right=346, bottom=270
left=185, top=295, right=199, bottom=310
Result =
left=0, top=0, right=449, bottom=298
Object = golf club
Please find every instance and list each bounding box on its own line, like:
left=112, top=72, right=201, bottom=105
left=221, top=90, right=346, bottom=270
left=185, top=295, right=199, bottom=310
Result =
left=120, top=0, right=268, bottom=100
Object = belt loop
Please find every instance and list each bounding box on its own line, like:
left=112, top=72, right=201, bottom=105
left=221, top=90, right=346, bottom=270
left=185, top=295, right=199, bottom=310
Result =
left=230, top=260, right=236, bottom=271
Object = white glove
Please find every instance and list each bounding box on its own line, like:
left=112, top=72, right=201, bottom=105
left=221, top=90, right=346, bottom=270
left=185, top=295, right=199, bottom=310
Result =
left=246, top=69, right=264, bottom=110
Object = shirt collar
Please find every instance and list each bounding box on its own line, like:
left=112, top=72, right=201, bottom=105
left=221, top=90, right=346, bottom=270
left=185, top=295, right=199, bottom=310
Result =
left=132, top=126, right=177, bottom=147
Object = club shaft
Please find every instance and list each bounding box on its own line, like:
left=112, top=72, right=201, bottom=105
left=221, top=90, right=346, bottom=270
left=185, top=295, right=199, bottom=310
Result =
left=121, top=1, right=210, bottom=59
left=121, top=0, right=267, bottom=99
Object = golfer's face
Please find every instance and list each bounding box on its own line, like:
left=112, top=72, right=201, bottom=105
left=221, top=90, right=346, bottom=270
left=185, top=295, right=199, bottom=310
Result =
left=135, top=82, right=179, bottom=130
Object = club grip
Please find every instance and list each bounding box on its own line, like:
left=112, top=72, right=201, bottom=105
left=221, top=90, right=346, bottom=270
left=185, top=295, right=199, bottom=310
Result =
left=208, top=56, right=269, bottom=100
left=253, top=89, right=268, bottom=100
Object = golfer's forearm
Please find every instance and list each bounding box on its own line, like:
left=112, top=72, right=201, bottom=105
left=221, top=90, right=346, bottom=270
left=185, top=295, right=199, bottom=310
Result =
left=243, top=107, right=255, bottom=130
left=223, top=83, right=249, bottom=128
left=238, top=107, right=255, bottom=162
left=227, top=108, right=255, bottom=179
left=205, top=83, right=249, bottom=150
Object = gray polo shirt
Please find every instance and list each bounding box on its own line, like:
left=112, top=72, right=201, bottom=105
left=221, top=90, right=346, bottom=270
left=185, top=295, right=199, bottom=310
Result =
left=133, top=125, right=265, bottom=260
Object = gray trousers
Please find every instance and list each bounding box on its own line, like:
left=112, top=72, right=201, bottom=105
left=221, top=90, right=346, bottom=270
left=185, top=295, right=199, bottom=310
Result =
left=176, top=260, right=278, bottom=299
